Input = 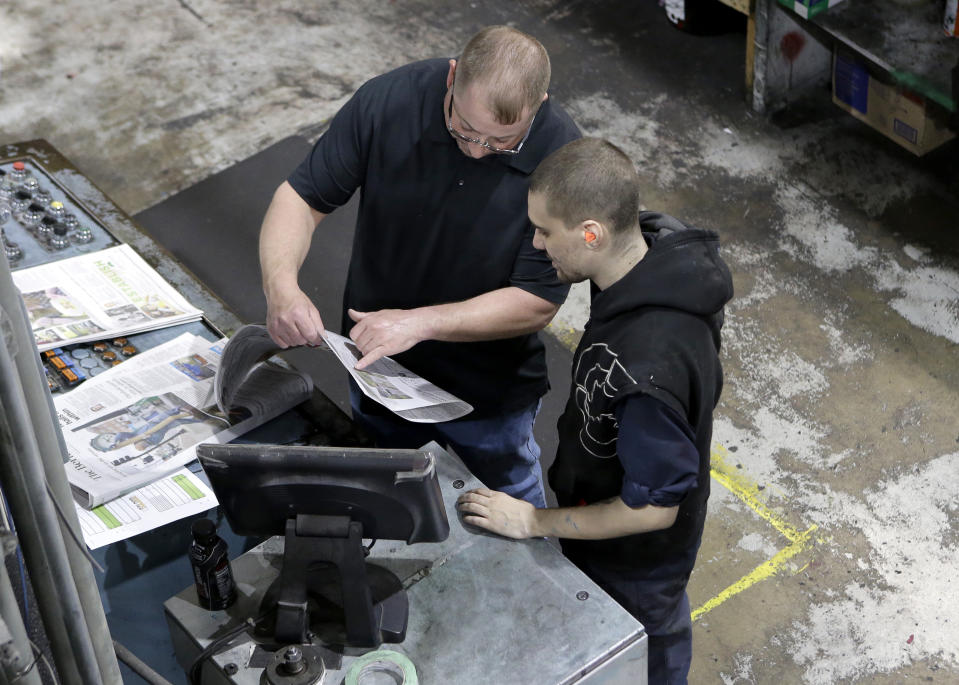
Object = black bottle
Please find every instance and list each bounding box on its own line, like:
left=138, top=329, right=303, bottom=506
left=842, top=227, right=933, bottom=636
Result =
left=189, top=518, right=237, bottom=610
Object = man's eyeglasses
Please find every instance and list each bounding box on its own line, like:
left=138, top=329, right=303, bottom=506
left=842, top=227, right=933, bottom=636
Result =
left=446, top=81, right=536, bottom=155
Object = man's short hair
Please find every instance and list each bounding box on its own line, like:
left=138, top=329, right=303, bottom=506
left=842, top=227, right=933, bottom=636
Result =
left=456, top=26, right=550, bottom=125
left=530, top=138, right=640, bottom=235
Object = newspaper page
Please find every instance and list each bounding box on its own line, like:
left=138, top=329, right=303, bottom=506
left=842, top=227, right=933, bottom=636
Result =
left=74, top=468, right=217, bottom=549
left=56, top=331, right=313, bottom=508
left=322, top=331, right=473, bottom=423
left=11, top=243, right=202, bottom=352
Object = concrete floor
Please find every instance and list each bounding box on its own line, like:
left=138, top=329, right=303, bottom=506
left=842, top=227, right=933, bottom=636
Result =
left=3, top=1, right=959, bottom=683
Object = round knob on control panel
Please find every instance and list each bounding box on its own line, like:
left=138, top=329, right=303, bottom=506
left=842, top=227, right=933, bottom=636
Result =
left=48, top=200, right=66, bottom=219
left=51, top=229, right=71, bottom=249
left=73, top=225, right=94, bottom=243
left=3, top=238, right=22, bottom=262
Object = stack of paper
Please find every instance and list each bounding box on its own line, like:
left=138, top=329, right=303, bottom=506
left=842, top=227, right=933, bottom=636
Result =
left=55, top=331, right=313, bottom=548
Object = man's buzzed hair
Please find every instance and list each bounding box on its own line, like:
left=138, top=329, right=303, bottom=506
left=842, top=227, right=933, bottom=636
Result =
left=530, top=138, right=640, bottom=236
left=457, top=26, right=550, bottom=124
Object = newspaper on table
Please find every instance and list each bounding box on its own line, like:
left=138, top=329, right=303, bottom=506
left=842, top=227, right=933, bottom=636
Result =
left=11, top=243, right=202, bottom=352
left=56, top=331, right=313, bottom=509
left=74, top=468, right=217, bottom=549
left=215, top=324, right=472, bottom=424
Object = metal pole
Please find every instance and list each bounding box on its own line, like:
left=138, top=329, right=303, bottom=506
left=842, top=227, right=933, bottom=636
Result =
left=751, top=0, right=771, bottom=113
left=0, top=256, right=122, bottom=683
left=113, top=641, right=174, bottom=685
left=0, top=557, right=44, bottom=685
left=0, top=348, right=99, bottom=684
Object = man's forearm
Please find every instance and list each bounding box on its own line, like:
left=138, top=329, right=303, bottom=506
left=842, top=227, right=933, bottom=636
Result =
left=530, top=497, right=678, bottom=540
left=417, top=287, right=559, bottom=342
left=258, top=181, right=326, bottom=297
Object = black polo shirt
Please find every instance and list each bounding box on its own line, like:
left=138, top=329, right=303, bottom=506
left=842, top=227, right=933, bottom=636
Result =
left=288, top=58, right=581, bottom=415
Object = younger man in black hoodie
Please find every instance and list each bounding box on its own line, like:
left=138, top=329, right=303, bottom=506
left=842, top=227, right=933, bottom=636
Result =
left=457, top=137, right=733, bottom=684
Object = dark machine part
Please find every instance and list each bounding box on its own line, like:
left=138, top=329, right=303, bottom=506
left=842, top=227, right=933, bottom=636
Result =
left=263, top=645, right=326, bottom=685
left=258, top=517, right=407, bottom=648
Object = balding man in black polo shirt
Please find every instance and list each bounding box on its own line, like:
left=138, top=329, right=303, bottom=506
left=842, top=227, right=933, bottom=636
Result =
left=258, top=26, right=581, bottom=507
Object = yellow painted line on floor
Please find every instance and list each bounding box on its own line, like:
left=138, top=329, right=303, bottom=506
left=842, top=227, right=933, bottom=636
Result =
left=690, top=442, right=820, bottom=621
left=691, top=524, right=817, bottom=622
left=710, top=442, right=806, bottom=543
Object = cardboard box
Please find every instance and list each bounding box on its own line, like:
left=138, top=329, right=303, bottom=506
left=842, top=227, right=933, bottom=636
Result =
left=777, top=0, right=845, bottom=19
left=832, top=52, right=956, bottom=156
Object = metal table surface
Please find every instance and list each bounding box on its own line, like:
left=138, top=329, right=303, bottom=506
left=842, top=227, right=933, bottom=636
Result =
left=164, top=444, right=648, bottom=685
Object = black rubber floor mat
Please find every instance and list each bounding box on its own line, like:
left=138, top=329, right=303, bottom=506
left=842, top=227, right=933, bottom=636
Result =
left=134, top=136, right=360, bottom=413
left=133, top=136, right=356, bottom=328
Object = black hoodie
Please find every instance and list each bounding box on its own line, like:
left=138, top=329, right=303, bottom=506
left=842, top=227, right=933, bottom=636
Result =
left=549, top=211, right=734, bottom=579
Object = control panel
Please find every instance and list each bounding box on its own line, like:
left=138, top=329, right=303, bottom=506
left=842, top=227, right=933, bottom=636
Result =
left=1, top=143, right=224, bottom=396
left=0, top=158, right=119, bottom=270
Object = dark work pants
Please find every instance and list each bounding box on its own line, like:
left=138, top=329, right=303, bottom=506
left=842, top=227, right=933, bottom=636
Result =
left=348, top=380, right=547, bottom=507
left=564, top=551, right=693, bottom=685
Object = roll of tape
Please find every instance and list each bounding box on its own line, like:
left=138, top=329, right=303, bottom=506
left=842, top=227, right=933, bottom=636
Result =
left=344, top=650, right=418, bottom=685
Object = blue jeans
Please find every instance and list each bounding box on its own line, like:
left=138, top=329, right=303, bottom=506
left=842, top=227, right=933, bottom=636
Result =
left=564, top=552, right=693, bottom=685
left=349, top=381, right=546, bottom=508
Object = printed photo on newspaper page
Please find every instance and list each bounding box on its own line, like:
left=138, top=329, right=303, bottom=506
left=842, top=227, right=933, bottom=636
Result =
left=56, top=331, right=312, bottom=508
left=11, top=243, right=202, bottom=352
left=322, top=331, right=472, bottom=423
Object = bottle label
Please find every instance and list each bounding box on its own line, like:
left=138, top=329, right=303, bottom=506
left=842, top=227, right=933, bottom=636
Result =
left=190, top=541, right=236, bottom=609
left=213, top=560, right=236, bottom=601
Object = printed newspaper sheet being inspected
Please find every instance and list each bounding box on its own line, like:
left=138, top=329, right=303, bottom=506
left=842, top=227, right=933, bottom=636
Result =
left=56, top=331, right=313, bottom=509
left=11, top=244, right=202, bottom=352
left=322, top=331, right=473, bottom=422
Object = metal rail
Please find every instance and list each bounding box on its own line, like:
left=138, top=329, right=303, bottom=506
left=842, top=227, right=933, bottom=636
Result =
left=0, top=251, right=121, bottom=684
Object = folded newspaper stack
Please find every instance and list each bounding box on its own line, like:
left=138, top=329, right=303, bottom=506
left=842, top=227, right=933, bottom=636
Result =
left=56, top=331, right=313, bottom=509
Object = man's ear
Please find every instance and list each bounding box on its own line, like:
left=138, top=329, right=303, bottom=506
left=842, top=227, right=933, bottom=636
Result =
left=446, top=59, right=457, bottom=89
left=581, top=220, right=604, bottom=249
left=542, top=92, right=549, bottom=103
